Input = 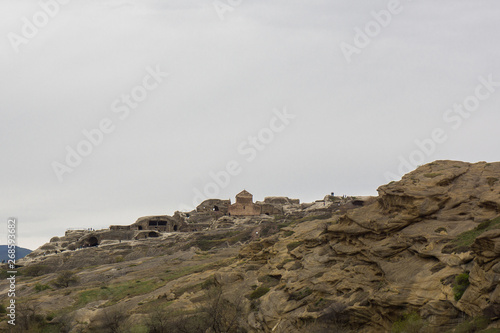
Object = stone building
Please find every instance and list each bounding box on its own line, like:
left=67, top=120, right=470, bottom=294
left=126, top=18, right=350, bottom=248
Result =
left=228, top=190, right=263, bottom=216
left=129, top=215, right=184, bottom=232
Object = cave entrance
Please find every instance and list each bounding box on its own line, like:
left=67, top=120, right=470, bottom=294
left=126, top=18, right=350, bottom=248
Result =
left=87, top=236, right=99, bottom=247
left=213, top=205, right=219, bottom=211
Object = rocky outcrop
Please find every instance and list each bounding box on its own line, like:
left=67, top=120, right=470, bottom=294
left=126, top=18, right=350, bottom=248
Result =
left=235, top=161, right=500, bottom=332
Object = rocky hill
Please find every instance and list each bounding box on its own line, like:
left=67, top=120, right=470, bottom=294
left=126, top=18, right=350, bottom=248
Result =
left=1, top=160, right=500, bottom=332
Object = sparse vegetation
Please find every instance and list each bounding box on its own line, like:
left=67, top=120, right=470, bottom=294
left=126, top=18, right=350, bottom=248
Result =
left=52, top=270, right=80, bottom=289
left=89, top=306, right=127, bottom=333
left=34, top=283, right=51, bottom=292
left=288, top=287, right=313, bottom=301
left=187, top=229, right=253, bottom=251
left=249, top=286, right=270, bottom=300
left=287, top=241, right=303, bottom=251
left=452, top=316, right=491, bottom=333
left=75, top=279, right=157, bottom=308
left=453, top=273, right=470, bottom=301
left=294, top=214, right=332, bottom=224
left=258, top=275, right=280, bottom=287
left=23, top=264, right=50, bottom=277
left=444, top=216, right=500, bottom=253
left=391, top=311, right=425, bottom=333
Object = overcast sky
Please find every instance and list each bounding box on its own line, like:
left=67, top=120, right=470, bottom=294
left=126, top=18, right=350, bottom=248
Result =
left=1, top=0, right=500, bottom=250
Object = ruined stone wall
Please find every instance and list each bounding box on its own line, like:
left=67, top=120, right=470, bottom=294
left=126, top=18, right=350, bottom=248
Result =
left=132, top=216, right=185, bottom=232
left=259, top=203, right=283, bottom=216
left=228, top=203, right=262, bottom=216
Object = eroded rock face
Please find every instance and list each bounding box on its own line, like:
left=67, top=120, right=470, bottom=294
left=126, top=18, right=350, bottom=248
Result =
left=236, top=161, right=500, bottom=332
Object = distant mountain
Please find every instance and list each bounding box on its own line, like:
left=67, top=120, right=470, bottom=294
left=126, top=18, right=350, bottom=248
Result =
left=0, top=245, right=32, bottom=262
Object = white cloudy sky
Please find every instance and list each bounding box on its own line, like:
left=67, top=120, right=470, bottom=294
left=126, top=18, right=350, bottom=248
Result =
left=1, top=0, right=500, bottom=250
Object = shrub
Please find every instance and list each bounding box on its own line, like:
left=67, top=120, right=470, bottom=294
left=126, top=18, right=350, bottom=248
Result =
left=50, top=237, right=60, bottom=243
left=453, top=273, right=470, bottom=301
left=249, top=287, right=270, bottom=300
left=67, top=244, right=76, bottom=251
left=52, top=271, right=80, bottom=288
left=34, top=283, right=51, bottom=292
left=0, top=304, right=6, bottom=314
left=89, top=306, right=127, bottom=333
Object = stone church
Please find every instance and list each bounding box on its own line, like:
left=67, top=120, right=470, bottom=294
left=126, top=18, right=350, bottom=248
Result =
left=228, top=190, right=262, bottom=216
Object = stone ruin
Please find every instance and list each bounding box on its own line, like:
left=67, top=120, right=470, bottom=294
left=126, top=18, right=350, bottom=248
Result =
left=29, top=191, right=368, bottom=255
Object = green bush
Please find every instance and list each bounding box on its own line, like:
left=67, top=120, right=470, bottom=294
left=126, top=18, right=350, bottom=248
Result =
left=453, top=273, right=470, bottom=301
left=249, top=287, right=270, bottom=300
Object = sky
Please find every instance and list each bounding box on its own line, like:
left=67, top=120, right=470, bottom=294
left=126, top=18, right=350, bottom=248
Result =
left=1, top=0, right=500, bottom=250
